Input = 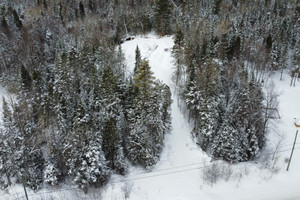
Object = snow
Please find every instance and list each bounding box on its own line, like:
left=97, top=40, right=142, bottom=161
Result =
left=1, top=33, right=300, bottom=200
left=294, top=118, right=300, bottom=126
left=0, top=84, right=11, bottom=127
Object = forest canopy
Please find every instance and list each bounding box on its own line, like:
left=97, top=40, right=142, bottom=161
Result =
left=0, top=0, right=299, bottom=192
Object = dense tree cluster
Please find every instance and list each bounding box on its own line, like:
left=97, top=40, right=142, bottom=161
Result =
left=171, top=0, right=299, bottom=162
left=0, top=34, right=171, bottom=193
left=0, top=0, right=175, bottom=191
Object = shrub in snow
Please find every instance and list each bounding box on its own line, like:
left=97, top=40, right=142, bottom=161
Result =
left=44, top=162, right=59, bottom=185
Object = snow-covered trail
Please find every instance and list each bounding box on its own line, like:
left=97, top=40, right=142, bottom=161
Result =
left=117, top=33, right=209, bottom=199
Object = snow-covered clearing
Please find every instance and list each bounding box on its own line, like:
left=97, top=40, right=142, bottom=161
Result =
left=1, top=33, right=300, bottom=200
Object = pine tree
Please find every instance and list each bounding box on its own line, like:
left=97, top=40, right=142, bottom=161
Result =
left=11, top=100, right=45, bottom=191
left=211, top=121, right=246, bottom=162
left=134, top=59, right=154, bottom=96
left=266, top=34, right=273, bottom=52
left=212, top=0, right=222, bottom=15
left=100, top=66, right=122, bottom=117
left=102, top=117, right=126, bottom=174
left=1, top=16, right=10, bottom=36
left=12, top=9, right=22, bottom=30
left=127, top=118, right=157, bottom=168
left=79, top=1, right=85, bottom=19
left=64, top=133, right=110, bottom=192
left=185, top=81, right=201, bottom=120
left=160, top=83, right=172, bottom=134
left=134, top=46, right=142, bottom=74
left=43, top=0, right=48, bottom=9
left=247, top=74, right=264, bottom=154
left=154, top=0, right=173, bottom=35
left=21, top=65, right=32, bottom=91
left=172, top=24, right=185, bottom=92
left=0, top=98, right=16, bottom=187
left=194, top=98, right=218, bottom=151
left=52, top=52, right=71, bottom=178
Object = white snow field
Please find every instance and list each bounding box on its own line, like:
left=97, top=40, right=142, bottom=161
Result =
left=1, top=33, right=300, bottom=200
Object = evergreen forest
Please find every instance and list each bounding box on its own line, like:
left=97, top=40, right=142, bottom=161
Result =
left=0, top=0, right=299, bottom=193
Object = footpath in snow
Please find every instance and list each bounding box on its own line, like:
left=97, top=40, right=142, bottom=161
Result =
left=116, top=33, right=209, bottom=200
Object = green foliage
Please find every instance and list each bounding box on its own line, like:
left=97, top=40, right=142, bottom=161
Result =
left=79, top=1, right=85, bottom=19
left=20, top=65, right=32, bottom=91
left=212, top=122, right=246, bottom=162
left=1, top=16, right=8, bottom=30
left=102, top=118, right=120, bottom=169
left=182, top=57, right=265, bottom=162
left=12, top=9, right=22, bottom=30
left=134, top=46, right=142, bottom=74
left=1, top=0, right=295, bottom=191
left=128, top=59, right=172, bottom=168
left=134, top=59, right=154, bottom=95
left=154, top=0, right=173, bottom=35
left=266, top=34, right=273, bottom=51
left=213, top=0, right=222, bottom=15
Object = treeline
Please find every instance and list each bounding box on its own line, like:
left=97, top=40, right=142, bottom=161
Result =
left=1, top=0, right=299, bottom=80
left=0, top=0, right=176, bottom=80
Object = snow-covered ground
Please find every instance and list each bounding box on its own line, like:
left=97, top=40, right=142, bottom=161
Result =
left=1, top=33, right=300, bottom=200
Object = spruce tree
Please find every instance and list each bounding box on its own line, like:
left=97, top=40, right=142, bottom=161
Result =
left=0, top=98, right=16, bottom=187
left=134, top=59, right=154, bottom=96
left=12, top=9, right=22, bottom=30
left=212, top=121, right=246, bottom=162
left=21, top=65, right=32, bottom=91
left=134, top=46, right=142, bottom=74
left=102, top=117, right=126, bottom=174
left=154, top=0, right=173, bottom=35
left=79, top=1, right=85, bottom=19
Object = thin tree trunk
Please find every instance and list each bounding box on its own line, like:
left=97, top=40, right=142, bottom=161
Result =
left=22, top=177, right=29, bottom=200
left=5, top=167, right=12, bottom=186
left=280, top=67, right=283, bottom=81
left=293, top=74, right=297, bottom=86
left=290, top=76, right=294, bottom=86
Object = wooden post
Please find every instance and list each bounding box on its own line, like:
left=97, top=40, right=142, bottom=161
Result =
left=22, top=177, right=29, bottom=200
left=287, top=130, right=298, bottom=171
